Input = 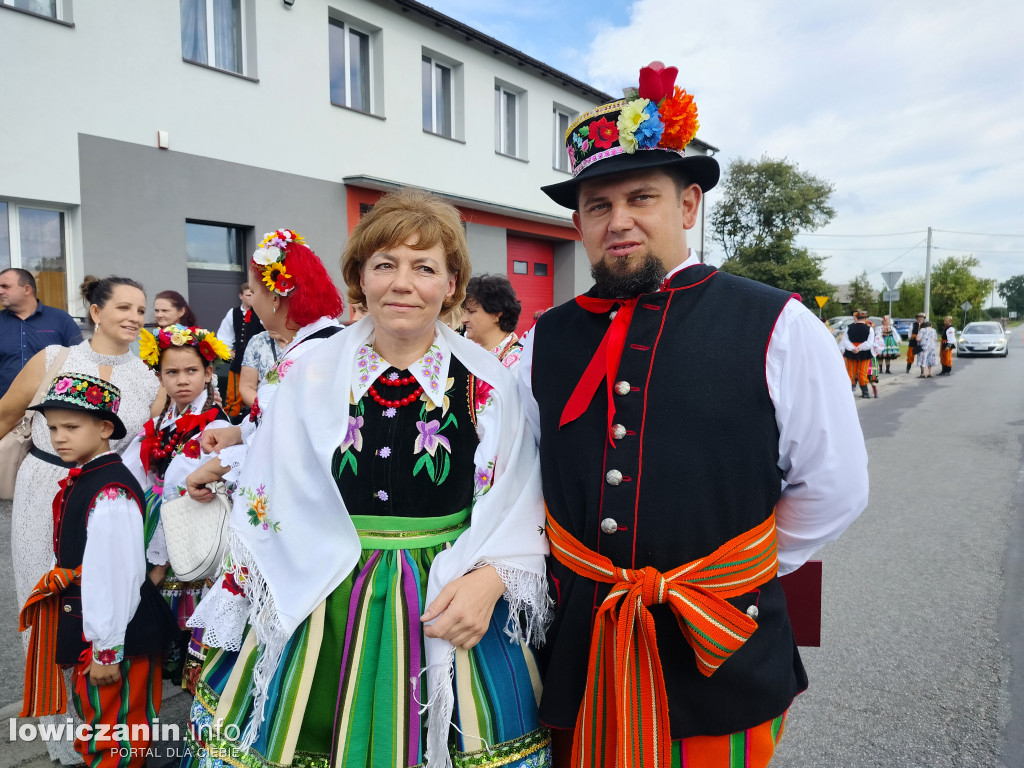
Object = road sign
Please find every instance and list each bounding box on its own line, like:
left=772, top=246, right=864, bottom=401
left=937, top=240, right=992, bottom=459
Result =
left=960, top=301, right=972, bottom=312
left=881, top=271, right=903, bottom=290
left=882, top=290, right=900, bottom=301
left=815, top=296, right=829, bottom=308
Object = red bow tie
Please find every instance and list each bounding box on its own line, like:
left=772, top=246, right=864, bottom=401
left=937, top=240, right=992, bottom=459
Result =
left=559, top=296, right=639, bottom=442
left=244, top=308, right=252, bottom=323
left=52, top=467, right=83, bottom=546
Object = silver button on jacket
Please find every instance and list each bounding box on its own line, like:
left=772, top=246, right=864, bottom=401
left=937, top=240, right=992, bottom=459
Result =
left=611, top=423, right=627, bottom=440
left=601, top=517, right=619, bottom=534
left=605, top=469, right=623, bottom=486
left=614, top=380, right=630, bottom=396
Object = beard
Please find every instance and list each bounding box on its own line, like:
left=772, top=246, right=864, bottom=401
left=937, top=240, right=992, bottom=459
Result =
left=590, top=252, right=667, bottom=299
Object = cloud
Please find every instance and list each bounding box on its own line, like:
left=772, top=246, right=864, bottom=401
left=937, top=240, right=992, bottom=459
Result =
left=577, top=0, right=1024, bottom=287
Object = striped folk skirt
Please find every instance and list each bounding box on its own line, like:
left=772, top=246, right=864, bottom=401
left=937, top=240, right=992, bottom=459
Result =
left=182, top=510, right=551, bottom=768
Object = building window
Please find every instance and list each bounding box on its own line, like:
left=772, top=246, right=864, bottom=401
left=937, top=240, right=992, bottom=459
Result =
left=512, top=260, right=528, bottom=275
left=180, top=0, right=246, bottom=75
left=422, top=55, right=454, bottom=138
left=534, top=262, right=548, bottom=277
left=329, top=16, right=375, bottom=113
left=185, top=221, right=245, bottom=271
left=1, top=0, right=67, bottom=21
left=553, top=106, right=576, bottom=172
left=2, top=201, right=71, bottom=311
left=494, top=84, right=522, bottom=157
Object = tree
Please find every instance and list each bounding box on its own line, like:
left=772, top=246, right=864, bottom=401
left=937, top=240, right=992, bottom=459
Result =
left=710, top=156, right=837, bottom=310
left=845, top=272, right=879, bottom=314
left=929, top=255, right=995, bottom=324
left=998, top=274, right=1024, bottom=315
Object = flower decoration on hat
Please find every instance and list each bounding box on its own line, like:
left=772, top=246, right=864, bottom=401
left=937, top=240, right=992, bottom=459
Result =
left=29, top=372, right=127, bottom=438
left=139, top=324, right=231, bottom=369
left=564, top=61, right=701, bottom=176
left=253, top=228, right=304, bottom=297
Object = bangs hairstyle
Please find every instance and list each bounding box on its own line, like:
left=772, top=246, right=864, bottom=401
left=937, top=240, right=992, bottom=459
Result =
left=342, top=188, right=471, bottom=315
left=250, top=242, right=344, bottom=328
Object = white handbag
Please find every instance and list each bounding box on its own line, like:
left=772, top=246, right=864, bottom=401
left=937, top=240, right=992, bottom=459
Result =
left=160, top=482, right=231, bottom=582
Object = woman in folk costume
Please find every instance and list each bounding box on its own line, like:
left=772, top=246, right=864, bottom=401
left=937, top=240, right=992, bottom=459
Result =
left=462, top=274, right=524, bottom=370
left=183, top=189, right=551, bottom=768
left=839, top=310, right=875, bottom=398
left=121, top=324, right=232, bottom=689
left=184, top=229, right=345, bottom=495
left=916, top=320, right=938, bottom=377
left=878, top=315, right=902, bottom=373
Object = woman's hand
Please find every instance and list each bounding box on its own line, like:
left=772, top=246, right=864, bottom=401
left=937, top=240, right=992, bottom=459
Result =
left=200, top=426, right=242, bottom=454
left=148, top=563, right=168, bottom=586
left=186, top=459, right=229, bottom=502
left=421, top=565, right=506, bottom=650
left=86, top=659, right=121, bottom=687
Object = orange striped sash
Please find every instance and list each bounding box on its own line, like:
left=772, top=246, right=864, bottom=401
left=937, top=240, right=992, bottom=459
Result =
left=19, top=566, right=82, bottom=717
left=545, top=510, right=779, bottom=768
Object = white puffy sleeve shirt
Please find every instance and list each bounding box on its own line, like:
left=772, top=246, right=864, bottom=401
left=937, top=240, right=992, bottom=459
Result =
left=518, top=280, right=869, bottom=576
left=81, top=487, right=146, bottom=664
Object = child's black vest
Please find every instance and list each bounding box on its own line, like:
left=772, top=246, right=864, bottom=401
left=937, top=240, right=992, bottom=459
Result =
left=531, top=264, right=807, bottom=738
left=54, top=453, right=174, bottom=665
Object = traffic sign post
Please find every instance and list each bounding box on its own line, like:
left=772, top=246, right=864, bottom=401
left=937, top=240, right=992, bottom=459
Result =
left=960, top=300, right=972, bottom=328
left=881, top=272, right=903, bottom=318
left=815, top=295, right=829, bottom=318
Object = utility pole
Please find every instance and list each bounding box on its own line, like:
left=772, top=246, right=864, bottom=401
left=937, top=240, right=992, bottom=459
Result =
left=924, top=226, right=933, bottom=317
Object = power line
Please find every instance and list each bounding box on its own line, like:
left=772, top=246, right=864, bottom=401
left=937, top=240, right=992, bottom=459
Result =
left=797, top=230, right=925, bottom=238
left=932, top=247, right=1024, bottom=254
left=932, top=228, right=1024, bottom=237
left=809, top=245, right=927, bottom=251
left=863, top=239, right=927, bottom=275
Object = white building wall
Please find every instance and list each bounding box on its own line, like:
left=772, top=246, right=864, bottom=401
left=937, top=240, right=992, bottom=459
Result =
left=0, top=0, right=602, bottom=219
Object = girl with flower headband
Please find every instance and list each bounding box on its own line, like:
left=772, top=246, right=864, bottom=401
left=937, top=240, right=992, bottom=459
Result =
left=122, top=324, right=232, bottom=691
left=182, top=191, right=549, bottom=768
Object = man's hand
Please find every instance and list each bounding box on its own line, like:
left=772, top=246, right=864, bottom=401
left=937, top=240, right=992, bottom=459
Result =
left=200, top=426, right=242, bottom=454
left=421, top=566, right=506, bottom=650
left=85, top=659, right=121, bottom=687
left=186, top=458, right=230, bottom=502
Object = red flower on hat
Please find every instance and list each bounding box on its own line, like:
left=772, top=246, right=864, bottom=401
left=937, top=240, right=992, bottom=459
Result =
left=590, top=117, right=619, bottom=150
left=85, top=385, right=104, bottom=405
left=638, top=61, right=679, bottom=104
left=198, top=339, right=216, bottom=362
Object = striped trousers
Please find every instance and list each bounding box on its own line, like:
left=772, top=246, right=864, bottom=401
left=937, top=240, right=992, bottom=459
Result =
left=551, top=712, right=787, bottom=768
left=844, top=358, right=870, bottom=386
left=71, top=654, right=161, bottom=768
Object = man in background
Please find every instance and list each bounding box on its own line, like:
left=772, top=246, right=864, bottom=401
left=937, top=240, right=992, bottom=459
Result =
left=216, top=283, right=263, bottom=419
left=0, top=268, right=82, bottom=399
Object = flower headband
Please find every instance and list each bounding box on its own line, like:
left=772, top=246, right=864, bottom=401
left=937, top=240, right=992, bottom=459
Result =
left=564, top=61, right=700, bottom=176
left=139, top=324, right=232, bottom=369
left=252, top=228, right=304, bottom=297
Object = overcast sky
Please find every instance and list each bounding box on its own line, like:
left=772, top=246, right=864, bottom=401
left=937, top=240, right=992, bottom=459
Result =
left=425, top=0, right=1024, bottom=299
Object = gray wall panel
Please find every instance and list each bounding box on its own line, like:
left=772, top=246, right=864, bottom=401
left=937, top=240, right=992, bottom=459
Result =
left=78, top=134, right=348, bottom=325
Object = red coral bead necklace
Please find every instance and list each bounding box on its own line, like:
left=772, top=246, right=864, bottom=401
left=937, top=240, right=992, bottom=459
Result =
left=368, top=373, right=424, bottom=409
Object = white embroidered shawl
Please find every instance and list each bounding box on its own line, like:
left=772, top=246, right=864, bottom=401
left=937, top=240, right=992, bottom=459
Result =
left=189, top=319, right=550, bottom=767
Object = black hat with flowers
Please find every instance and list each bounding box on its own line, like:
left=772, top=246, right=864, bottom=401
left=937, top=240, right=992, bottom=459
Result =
left=28, top=373, right=126, bottom=439
left=542, top=61, right=720, bottom=209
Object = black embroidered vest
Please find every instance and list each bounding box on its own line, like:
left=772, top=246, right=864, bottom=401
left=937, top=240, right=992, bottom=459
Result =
left=531, top=264, right=807, bottom=738
left=54, top=454, right=171, bottom=665
left=230, top=306, right=265, bottom=373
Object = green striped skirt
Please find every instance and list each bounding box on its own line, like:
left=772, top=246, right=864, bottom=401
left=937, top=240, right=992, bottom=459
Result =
left=182, top=511, right=551, bottom=768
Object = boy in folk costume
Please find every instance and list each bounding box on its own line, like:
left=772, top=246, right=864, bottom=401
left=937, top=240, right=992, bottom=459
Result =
left=906, top=312, right=925, bottom=373
left=840, top=311, right=875, bottom=399
left=522, top=61, right=867, bottom=767
left=19, top=374, right=173, bottom=768
left=939, top=315, right=956, bottom=375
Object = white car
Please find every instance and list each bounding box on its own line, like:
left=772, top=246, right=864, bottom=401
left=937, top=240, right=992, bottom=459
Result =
left=956, top=322, right=1008, bottom=357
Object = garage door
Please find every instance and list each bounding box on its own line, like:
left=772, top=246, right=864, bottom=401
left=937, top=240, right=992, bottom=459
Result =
left=507, top=235, right=553, bottom=337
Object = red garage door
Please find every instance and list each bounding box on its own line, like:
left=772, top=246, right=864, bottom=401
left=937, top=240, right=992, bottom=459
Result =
left=507, top=235, right=553, bottom=337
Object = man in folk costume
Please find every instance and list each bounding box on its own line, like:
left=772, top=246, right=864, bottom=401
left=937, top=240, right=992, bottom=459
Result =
left=938, top=315, right=956, bottom=375
left=217, top=283, right=264, bottom=419
left=906, top=311, right=925, bottom=373
left=517, top=61, right=869, bottom=767
left=840, top=310, right=875, bottom=399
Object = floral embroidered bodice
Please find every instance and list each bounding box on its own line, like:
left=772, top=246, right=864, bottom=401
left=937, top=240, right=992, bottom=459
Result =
left=332, top=355, right=480, bottom=518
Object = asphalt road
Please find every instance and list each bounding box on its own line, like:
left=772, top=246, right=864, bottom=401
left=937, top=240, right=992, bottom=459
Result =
left=1, top=328, right=1021, bottom=767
